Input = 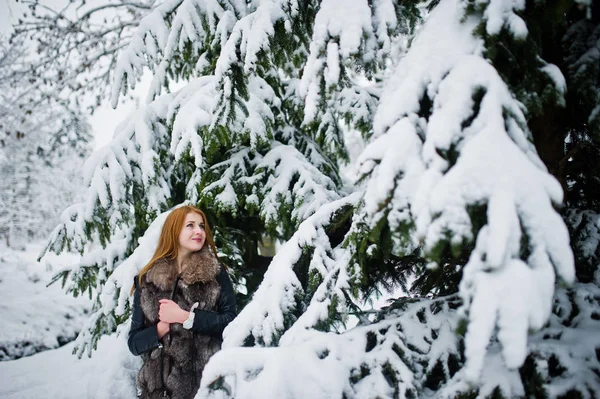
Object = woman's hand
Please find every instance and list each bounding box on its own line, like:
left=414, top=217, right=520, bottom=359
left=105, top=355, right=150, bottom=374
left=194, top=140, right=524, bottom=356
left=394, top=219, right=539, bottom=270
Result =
left=156, top=321, right=170, bottom=339
left=158, top=299, right=189, bottom=324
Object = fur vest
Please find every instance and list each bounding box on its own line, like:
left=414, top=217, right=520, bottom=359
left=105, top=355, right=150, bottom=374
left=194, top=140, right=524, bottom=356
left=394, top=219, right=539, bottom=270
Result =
left=137, top=246, right=222, bottom=399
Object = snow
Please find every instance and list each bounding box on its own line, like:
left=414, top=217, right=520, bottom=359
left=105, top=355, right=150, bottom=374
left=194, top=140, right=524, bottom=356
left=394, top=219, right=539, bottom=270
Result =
left=436, top=347, right=525, bottom=399
left=358, top=117, right=424, bottom=235
left=222, top=192, right=360, bottom=349
left=257, top=142, right=340, bottom=228
left=0, top=242, right=140, bottom=398
left=113, top=0, right=288, bottom=148
left=300, top=0, right=383, bottom=124
left=110, top=0, right=181, bottom=108
left=483, top=0, right=528, bottom=38
left=373, top=0, right=481, bottom=137
left=541, top=63, right=567, bottom=96
left=168, top=76, right=217, bottom=166
left=363, top=0, right=575, bottom=383
left=201, top=341, right=363, bottom=399
left=0, top=243, right=91, bottom=361
left=203, top=148, right=253, bottom=213
left=201, top=296, right=460, bottom=399
left=523, top=280, right=600, bottom=399
left=18, top=0, right=590, bottom=396
left=0, top=334, right=139, bottom=399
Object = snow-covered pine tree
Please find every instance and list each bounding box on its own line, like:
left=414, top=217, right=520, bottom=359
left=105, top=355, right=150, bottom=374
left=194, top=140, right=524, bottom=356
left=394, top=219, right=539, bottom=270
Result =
left=516, top=4, right=600, bottom=397
left=38, top=0, right=599, bottom=397
left=199, top=0, right=597, bottom=397
left=41, top=0, right=373, bottom=356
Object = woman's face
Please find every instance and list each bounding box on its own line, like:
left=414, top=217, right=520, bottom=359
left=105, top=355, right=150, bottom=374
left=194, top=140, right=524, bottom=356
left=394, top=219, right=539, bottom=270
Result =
left=178, top=212, right=206, bottom=256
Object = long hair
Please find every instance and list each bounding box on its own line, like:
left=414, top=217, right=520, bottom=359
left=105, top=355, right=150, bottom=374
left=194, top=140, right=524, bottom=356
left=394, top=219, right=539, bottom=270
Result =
left=131, top=205, right=218, bottom=294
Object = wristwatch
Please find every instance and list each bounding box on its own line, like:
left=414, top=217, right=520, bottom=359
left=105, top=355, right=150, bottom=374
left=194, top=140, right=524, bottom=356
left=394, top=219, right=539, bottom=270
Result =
left=183, top=302, right=199, bottom=330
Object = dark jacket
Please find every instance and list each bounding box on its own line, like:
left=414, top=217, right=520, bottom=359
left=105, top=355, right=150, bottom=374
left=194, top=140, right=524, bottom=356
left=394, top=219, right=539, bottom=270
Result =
left=128, top=246, right=236, bottom=399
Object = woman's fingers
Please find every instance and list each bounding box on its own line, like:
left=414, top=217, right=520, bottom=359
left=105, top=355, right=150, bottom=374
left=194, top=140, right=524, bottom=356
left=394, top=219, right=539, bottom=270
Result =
left=158, top=299, right=185, bottom=323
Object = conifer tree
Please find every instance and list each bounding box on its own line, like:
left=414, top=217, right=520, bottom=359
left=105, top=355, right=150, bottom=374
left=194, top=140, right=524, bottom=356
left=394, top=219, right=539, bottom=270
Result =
left=42, top=0, right=349, bottom=355
left=38, top=0, right=599, bottom=397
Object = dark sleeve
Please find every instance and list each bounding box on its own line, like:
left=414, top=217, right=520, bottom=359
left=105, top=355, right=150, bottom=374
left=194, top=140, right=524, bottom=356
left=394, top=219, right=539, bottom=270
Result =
left=128, top=276, right=161, bottom=356
left=191, top=267, right=237, bottom=337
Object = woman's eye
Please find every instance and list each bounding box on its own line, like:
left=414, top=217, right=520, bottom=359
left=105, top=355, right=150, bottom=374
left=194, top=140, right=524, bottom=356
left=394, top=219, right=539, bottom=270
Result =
left=199, top=224, right=205, bottom=229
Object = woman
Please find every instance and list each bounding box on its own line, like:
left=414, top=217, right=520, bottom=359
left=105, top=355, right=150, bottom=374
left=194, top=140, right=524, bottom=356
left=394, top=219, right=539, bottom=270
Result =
left=128, top=205, right=236, bottom=399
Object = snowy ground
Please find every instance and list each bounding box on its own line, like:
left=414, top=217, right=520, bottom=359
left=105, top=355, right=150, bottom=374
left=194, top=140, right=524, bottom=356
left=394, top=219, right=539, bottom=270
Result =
left=0, top=334, right=140, bottom=398
left=0, top=242, right=91, bottom=360
left=0, top=241, right=140, bottom=398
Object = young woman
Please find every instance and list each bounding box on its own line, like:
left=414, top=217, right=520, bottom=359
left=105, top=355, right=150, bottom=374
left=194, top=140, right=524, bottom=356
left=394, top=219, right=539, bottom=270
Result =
left=128, top=205, right=236, bottom=399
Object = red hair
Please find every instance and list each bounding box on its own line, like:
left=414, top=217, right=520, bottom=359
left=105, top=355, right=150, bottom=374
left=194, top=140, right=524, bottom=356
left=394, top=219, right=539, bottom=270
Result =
left=131, top=205, right=218, bottom=294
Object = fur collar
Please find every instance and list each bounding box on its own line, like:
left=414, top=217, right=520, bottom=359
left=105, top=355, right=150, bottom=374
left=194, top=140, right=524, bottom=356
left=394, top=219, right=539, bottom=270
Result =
left=145, top=245, right=221, bottom=291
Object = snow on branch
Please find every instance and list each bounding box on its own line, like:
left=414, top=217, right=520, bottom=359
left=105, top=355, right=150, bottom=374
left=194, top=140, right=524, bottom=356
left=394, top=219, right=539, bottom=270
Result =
left=292, top=134, right=341, bottom=180
left=361, top=0, right=575, bottom=383
left=255, top=141, right=341, bottom=233
left=146, top=0, right=240, bottom=102
left=356, top=117, right=424, bottom=256
left=113, top=0, right=289, bottom=142
left=300, top=0, right=374, bottom=124
left=45, top=75, right=232, bottom=258
left=527, top=282, right=600, bottom=398
left=300, top=0, right=410, bottom=126
left=202, top=147, right=255, bottom=215
left=111, top=0, right=183, bottom=107
left=214, top=0, right=299, bottom=78
left=167, top=76, right=218, bottom=166
left=426, top=55, right=574, bottom=379
left=439, top=277, right=600, bottom=397
left=222, top=192, right=360, bottom=349
left=201, top=296, right=460, bottom=398
left=479, top=0, right=528, bottom=38
left=203, top=136, right=343, bottom=228
left=239, top=76, right=278, bottom=148
left=42, top=92, right=173, bottom=260
left=211, top=67, right=279, bottom=150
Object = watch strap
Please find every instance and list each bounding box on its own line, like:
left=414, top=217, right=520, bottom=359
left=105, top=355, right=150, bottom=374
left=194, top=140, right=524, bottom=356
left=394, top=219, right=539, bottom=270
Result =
left=183, top=302, right=199, bottom=329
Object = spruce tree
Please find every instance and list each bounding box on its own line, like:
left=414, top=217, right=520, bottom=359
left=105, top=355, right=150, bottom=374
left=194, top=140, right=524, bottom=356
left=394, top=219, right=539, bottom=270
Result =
left=198, top=0, right=589, bottom=397
left=37, top=0, right=599, bottom=397
left=42, top=0, right=349, bottom=356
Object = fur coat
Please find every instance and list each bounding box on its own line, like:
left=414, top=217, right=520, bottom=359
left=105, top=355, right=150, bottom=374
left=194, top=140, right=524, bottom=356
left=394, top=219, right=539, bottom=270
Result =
left=136, top=246, right=224, bottom=399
